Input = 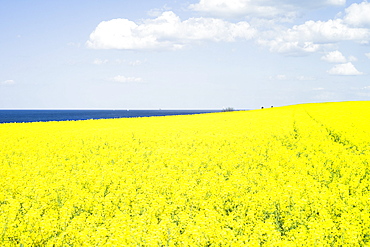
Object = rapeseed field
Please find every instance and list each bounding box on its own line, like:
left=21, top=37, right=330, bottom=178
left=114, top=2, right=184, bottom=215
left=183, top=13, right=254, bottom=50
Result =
left=1, top=101, right=370, bottom=246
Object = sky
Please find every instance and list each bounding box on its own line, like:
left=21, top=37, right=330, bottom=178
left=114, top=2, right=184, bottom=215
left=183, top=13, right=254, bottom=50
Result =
left=1, top=0, right=370, bottom=109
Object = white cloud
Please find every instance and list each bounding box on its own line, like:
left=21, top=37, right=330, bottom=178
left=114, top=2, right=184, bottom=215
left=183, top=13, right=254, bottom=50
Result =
left=258, top=39, right=323, bottom=55
left=321, top=50, right=347, bottom=63
left=258, top=19, right=370, bottom=55
left=86, top=2, right=370, bottom=59
left=366, top=53, right=370, bottom=59
left=111, top=75, right=143, bottom=83
left=189, top=0, right=346, bottom=19
left=93, top=58, right=109, bottom=65
left=289, top=19, right=368, bottom=43
left=148, top=5, right=172, bottom=17
left=0, top=80, right=15, bottom=85
left=327, top=62, right=363, bottom=75
left=327, top=0, right=346, bottom=6
left=343, top=1, right=370, bottom=27
left=189, top=0, right=290, bottom=19
left=86, top=11, right=256, bottom=50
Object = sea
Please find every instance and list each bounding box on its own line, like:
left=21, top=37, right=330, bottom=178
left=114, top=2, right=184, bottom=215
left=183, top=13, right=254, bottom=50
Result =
left=0, top=110, right=220, bottom=124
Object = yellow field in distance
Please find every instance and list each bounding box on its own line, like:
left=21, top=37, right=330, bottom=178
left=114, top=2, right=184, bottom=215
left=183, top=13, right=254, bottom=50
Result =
left=1, top=101, right=370, bottom=246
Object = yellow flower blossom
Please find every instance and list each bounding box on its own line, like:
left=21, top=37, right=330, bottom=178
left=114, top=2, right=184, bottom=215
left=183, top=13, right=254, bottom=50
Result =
left=0, top=101, right=370, bottom=246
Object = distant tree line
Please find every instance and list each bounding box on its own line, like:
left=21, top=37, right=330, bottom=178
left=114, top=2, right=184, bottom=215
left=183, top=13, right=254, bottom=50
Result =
left=222, top=107, right=234, bottom=112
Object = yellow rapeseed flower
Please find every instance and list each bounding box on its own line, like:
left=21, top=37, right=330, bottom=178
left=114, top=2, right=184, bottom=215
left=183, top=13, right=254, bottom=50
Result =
left=0, top=101, right=369, bottom=246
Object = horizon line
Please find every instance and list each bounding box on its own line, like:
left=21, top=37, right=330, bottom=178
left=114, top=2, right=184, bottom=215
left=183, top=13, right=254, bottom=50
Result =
left=0, top=108, right=249, bottom=111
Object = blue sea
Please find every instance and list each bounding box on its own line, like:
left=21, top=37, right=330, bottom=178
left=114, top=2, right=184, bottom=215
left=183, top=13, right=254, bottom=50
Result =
left=0, top=110, right=220, bottom=123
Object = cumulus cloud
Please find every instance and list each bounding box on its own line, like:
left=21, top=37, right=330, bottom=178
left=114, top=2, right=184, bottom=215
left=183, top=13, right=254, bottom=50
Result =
left=0, top=80, right=15, bottom=85
left=343, top=1, right=370, bottom=27
left=327, top=62, right=363, bottom=75
left=321, top=50, right=347, bottom=63
left=87, top=11, right=256, bottom=50
left=258, top=19, right=370, bottom=55
left=189, top=0, right=346, bottom=19
left=111, top=75, right=143, bottom=83
left=86, top=0, right=370, bottom=81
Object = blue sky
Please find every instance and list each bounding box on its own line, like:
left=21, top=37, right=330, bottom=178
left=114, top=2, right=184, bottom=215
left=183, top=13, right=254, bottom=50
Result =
left=1, top=0, right=370, bottom=109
